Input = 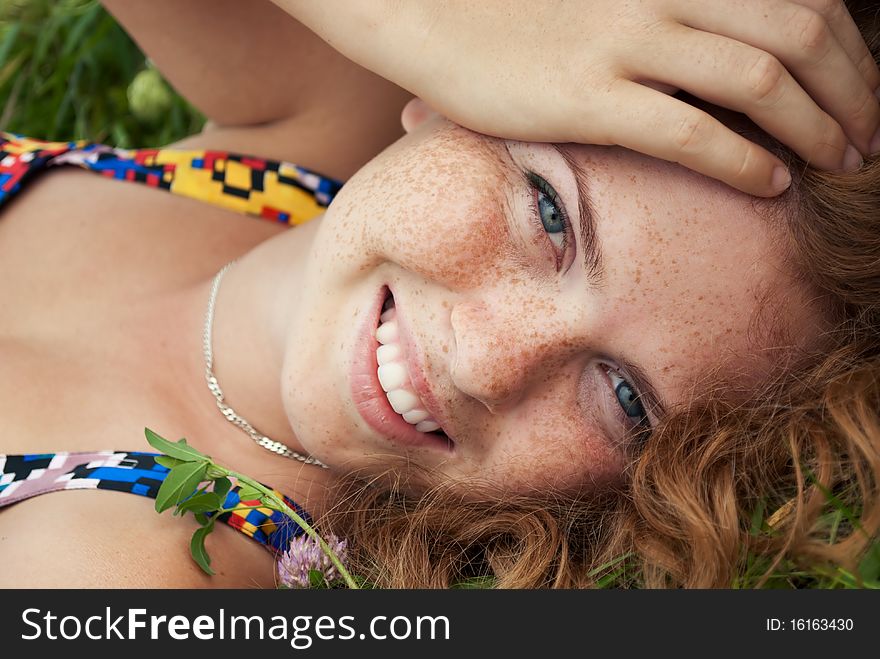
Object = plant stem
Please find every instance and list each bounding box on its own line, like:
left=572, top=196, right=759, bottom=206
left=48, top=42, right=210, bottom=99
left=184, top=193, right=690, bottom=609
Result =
left=222, top=467, right=358, bottom=589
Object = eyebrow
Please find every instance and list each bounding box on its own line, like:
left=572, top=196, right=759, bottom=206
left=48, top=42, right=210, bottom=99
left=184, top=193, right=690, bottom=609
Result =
left=551, top=144, right=669, bottom=421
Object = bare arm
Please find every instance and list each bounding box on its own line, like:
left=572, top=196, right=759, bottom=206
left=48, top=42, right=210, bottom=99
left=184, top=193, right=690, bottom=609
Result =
left=102, top=0, right=412, bottom=178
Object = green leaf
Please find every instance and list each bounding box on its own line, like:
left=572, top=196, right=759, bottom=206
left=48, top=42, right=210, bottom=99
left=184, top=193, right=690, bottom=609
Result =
left=194, top=513, right=212, bottom=527
left=213, top=477, right=232, bottom=501
left=190, top=524, right=215, bottom=576
left=154, top=455, right=185, bottom=470
left=309, top=569, right=327, bottom=589
left=145, top=428, right=210, bottom=463
left=176, top=492, right=223, bottom=515
left=154, top=461, right=208, bottom=513
left=236, top=485, right=262, bottom=502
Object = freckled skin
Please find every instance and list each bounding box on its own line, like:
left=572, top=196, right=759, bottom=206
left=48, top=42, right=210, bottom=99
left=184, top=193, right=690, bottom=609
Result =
left=278, top=117, right=827, bottom=496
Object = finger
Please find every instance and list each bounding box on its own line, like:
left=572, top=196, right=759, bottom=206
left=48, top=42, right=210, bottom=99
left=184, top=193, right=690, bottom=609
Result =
left=401, top=97, right=440, bottom=133
left=670, top=0, right=880, bottom=157
left=598, top=80, right=791, bottom=197
left=634, top=24, right=856, bottom=171
left=792, top=0, right=880, bottom=88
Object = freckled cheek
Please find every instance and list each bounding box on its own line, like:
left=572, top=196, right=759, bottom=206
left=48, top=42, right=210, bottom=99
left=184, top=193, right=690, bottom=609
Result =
left=382, top=192, right=514, bottom=289
left=559, top=422, right=624, bottom=487
left=483, top=388, right=628, bottom=492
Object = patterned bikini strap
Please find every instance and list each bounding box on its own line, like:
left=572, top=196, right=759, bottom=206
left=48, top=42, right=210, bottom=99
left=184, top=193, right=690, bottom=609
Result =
left=0, top=450, right=308, bottom=554
left=0, top=131, right=344, bottom=223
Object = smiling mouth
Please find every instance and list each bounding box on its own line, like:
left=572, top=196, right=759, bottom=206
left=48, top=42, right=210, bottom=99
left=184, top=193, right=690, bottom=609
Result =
left=375, top=290, right=451, bottom=443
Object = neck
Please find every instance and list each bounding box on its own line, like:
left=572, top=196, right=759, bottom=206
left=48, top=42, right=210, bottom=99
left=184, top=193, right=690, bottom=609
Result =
left=208, top=219, right=322, bottom=451
left=157, top=218, right=329, bottom=504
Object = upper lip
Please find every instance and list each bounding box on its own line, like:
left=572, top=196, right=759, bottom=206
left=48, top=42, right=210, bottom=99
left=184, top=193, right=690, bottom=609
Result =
left=387, top=286, right=457, bottom=444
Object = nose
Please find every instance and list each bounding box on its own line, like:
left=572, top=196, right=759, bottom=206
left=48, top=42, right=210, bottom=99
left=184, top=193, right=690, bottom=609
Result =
left=449, top=298, right=575, bottom=413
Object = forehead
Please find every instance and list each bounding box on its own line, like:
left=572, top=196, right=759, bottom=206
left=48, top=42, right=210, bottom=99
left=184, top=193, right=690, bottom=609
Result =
left=564, top=143, right=817, bottom=396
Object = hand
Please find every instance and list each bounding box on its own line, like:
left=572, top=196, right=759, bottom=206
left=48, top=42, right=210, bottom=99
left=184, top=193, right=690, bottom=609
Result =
left=276, top=0, right=880, bottom=197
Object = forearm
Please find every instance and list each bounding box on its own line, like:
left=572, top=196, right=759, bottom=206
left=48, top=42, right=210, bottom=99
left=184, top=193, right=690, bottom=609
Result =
left=268, top=0, right=440, bottom=93
left=102, top=0, right=410, bottom=128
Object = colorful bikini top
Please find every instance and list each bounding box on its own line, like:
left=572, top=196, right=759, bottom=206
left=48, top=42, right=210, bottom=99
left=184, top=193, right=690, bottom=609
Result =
left=0, top=132, right=346, bottom=554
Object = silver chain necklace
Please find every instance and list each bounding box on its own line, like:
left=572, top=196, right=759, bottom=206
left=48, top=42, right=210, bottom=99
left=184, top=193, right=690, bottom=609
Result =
left=203, top=261, right=328, bottom=468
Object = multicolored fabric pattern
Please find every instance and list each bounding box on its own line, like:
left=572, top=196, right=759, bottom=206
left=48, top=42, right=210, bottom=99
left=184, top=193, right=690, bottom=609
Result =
left=0, top=451, right=309, bottom=555
left=0, top=132, right=344, bottom=224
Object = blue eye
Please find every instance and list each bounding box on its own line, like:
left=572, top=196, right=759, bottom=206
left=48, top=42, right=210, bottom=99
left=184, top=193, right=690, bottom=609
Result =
left=526, top=171, right=569, bottom=257
left=604, top=366, right=650, bottom=430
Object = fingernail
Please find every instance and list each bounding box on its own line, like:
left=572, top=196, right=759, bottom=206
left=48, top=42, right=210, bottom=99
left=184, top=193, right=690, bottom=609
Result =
left=843, top=143, right=863, bottom=171
left=771, top=166, right=791, bottom=192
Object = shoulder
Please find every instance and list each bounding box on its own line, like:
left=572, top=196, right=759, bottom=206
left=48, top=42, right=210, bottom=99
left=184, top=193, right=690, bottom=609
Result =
left=0, top=489, right=277, bottom=588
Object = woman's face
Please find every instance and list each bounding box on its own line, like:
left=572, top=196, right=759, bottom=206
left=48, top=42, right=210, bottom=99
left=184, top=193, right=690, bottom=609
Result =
left=282, top=111, right=824, bottom=494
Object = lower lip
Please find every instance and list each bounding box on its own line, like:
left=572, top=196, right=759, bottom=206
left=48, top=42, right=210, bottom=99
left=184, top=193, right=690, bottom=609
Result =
left=349, top=286, right=453, bottom=453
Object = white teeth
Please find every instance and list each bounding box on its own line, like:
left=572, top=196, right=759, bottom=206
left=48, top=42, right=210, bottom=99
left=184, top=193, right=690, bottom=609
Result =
left=376, top=344, right=401, bottom=366
left=375, top=295, right=443, bottom=435
left=402, top=408, right=430, bottom=424
left=377, top=362, right=408, bottom=391
left=386, top=389, right=421, bottom=415
left=375, top=320, right=398, bottom=345
left=415, top=420, right=440, bottom=433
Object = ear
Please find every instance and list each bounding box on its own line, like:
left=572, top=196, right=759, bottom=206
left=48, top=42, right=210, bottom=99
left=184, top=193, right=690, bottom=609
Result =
left=401, top=97, right=439, bottom=134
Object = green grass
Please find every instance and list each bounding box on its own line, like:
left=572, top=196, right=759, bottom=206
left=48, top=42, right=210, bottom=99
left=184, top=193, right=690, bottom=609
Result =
left=1, top=0, right=877, bottom=590
left=0, top=0, right=203, bottom=147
